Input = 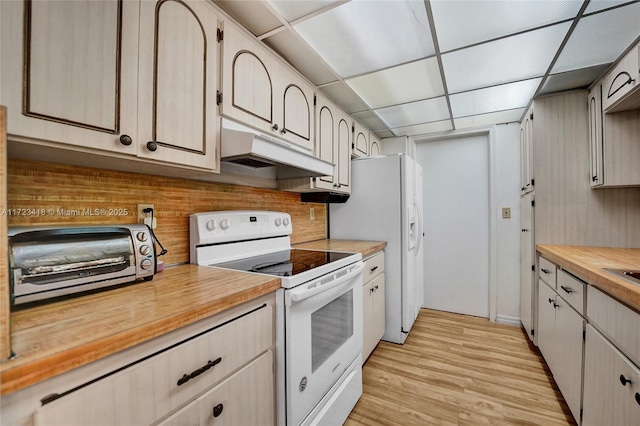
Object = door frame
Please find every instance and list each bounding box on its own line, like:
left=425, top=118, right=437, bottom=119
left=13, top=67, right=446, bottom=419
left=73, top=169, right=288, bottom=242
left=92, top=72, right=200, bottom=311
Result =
left=415, top=126, right=498, bottom=322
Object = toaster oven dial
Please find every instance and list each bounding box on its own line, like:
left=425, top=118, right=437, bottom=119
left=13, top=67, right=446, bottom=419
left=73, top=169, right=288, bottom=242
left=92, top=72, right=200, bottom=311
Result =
left=140, top=259, right=153, bottom=270
left=136, top=232, right=148, bottom=242
left=139, top=245, right=151, bottom=256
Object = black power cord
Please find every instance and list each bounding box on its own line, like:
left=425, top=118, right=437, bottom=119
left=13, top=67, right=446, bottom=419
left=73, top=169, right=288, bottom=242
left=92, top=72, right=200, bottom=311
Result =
left=143, top=207, right=167, bottom=256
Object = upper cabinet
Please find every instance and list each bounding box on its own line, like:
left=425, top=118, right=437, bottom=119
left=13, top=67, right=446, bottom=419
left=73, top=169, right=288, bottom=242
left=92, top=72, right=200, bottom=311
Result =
left=519, top=105, right=534, bottom=195
left=220, top=23, right=314, bottom=151
left=277, top=93, right=351, bottom=194
left=602, top=42, right=640, bottom=113
left=0, top=0, right=220, bottom=171
left=352, top=121, right=369, bottom=158
left=0, top=0, right=139, bottom=155
left=369, top=135, right=381, bottom=157
left=136, top=0, right=221, bottom=169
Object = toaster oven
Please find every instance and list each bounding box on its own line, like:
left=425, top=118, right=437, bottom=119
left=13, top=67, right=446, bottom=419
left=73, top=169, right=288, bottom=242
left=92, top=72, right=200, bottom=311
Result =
left=9, top=224, right=156, bottom=305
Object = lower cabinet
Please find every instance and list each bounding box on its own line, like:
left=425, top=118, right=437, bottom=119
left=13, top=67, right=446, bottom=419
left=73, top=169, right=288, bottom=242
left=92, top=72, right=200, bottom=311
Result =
left=537, top=278, right=585, bottom=423
left=582, top=324, right=640, bottom=426
left=3, top=296, right=275, bottom=426
left=362, top=251, right=385, bottom=362
left=158, top=351, right=274, bottom=426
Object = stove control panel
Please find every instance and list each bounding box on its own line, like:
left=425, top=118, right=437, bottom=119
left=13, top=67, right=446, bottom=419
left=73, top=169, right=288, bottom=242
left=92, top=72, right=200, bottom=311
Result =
left=190, top=211, right=292, bottom=245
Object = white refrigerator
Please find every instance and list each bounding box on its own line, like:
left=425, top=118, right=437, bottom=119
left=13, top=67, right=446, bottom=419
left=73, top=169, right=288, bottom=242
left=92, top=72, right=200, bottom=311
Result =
left=330, top=154, right=424, bottom=344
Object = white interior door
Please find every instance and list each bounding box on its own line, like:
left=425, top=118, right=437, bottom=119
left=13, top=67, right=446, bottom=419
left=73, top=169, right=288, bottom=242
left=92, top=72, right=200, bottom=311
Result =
left=417, top=135, right=490, bottom=318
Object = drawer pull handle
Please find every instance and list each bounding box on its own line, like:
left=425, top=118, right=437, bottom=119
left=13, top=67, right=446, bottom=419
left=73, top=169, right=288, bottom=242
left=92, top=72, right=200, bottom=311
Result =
left=213, top=403, right=224, bottom=418
left=177, top=357, right=222, bottom=386
left=620, top=374, right=632, bottom=386
left=560, top=285, right=573, bottom=294
left=541, top=268, right=550, bottom=274
left=370, top=266, right=378, bottom=272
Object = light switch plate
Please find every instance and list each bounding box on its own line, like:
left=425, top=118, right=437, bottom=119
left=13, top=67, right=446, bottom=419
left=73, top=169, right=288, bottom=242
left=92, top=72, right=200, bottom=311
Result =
left=501, top=207, right=511, bottom=219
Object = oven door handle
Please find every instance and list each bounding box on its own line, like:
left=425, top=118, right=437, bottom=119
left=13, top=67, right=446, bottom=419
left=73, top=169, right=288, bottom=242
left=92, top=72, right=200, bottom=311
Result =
left=287, top=262, right=365, bottom=304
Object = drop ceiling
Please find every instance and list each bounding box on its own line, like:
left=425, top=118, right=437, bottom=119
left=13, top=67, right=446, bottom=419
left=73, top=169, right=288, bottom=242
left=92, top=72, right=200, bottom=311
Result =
left=214, top=0, right=640, bottom=139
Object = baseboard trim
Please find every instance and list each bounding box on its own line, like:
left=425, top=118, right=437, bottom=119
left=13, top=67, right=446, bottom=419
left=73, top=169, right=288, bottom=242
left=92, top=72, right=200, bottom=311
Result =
left=495, top=315, right=521, bottom=327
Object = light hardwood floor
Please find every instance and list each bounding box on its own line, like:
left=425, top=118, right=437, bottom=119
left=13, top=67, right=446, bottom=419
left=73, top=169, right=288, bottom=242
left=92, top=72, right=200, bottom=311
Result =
left=346, top=309, right=576, bottom=426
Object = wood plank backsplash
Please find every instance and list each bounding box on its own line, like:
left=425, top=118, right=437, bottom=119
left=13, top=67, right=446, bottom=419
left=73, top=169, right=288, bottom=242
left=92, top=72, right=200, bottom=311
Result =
left=7, top=159, right=326, bottom=265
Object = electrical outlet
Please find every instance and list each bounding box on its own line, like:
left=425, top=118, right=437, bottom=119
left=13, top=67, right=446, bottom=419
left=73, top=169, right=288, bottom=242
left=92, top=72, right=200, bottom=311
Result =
left=501, top=207, right=511, bottom=219
left=137, top=204, right=154, bottom=225
left=310, top=207, right=315, bottom=220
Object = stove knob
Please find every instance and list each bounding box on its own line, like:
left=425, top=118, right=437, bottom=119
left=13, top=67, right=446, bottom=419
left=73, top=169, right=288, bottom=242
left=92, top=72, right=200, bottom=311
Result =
left=220, top=219, right=230, bottom=230
left=283, top=217, right=290, bottom=226
left=206, top=219, right=216, bottom=231
left=275, top=218, right=282, bottom=226
left=139, top=245, right=151, bottom=256
left=136, top=232, right=148, bottom=242
left=140, top=259, right=152, bottom=270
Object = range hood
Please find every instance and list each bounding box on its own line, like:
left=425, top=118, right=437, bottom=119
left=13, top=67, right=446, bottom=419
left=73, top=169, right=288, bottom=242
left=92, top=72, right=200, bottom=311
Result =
left=220, top=119, right=334, bottom=179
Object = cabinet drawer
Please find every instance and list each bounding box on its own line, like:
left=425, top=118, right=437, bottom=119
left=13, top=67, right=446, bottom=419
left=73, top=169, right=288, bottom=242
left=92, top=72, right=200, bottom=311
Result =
left=158, top=350, right=274, bottom=426
left=539, top=257, right=557, bottom=288
left=588, top=286, right=640, bottom=367
left=557, top=270, right=586, bottom=315
left=35, top=305, right=273, bottom=426
left=363, top=251, right=384, bottom=283
left=602, top=43, right=640, bottom=111
left=583, top=324, right=640, bottom=426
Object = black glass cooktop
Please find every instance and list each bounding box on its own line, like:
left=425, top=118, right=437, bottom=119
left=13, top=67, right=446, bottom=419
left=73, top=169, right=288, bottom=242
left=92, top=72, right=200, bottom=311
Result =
left=213, top=249, right=353, bottom=277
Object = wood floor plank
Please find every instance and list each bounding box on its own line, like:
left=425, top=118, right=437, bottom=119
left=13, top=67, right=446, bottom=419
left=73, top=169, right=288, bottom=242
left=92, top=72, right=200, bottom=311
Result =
left=346, top=309, right=576, bottom=426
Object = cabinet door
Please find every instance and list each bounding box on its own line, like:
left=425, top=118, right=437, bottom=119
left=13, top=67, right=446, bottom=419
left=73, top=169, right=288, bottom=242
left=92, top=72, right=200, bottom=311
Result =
left=278, top=71, right=314, bottom=151
left=552, top=296, right=584, bottom=423
left=362, top=280, right=375, bottom=362
left=159, top=351, right=274, bottom=426
left=336, top=110, right=352, bottom=193
left=537, top=281, right=557, bottom=370
left=137, top=0, right=219, bottom=170
left=0, top=0, right=138, bottom=154
left=314, top=98, right=337, bottom=190
left=589, top=84, right=604, bottom=187
left=602, top=43, right=640, bottom=112
left=369, top=135, right=381, bottom=156
left=583, top=325, right=640, bottom=426
left=352, top=122, right=369, bottom=158
left=519, top=193, right=534, bottom=341
left=371, top=273, right=386, bottom=349
left=519, top=107, right=534, bottom=194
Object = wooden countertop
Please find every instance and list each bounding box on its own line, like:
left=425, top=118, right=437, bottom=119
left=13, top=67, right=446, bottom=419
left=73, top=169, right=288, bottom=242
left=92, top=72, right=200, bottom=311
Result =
left=0, top=265, right=281, bottom=395
left=293, top=239, right=386, bottom=259
left=537, top=245, right=640, bottom=312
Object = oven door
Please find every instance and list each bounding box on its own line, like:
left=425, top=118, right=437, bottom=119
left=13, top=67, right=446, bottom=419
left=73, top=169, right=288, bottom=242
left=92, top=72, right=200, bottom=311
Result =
left=284, top=261, right=364, bottom=426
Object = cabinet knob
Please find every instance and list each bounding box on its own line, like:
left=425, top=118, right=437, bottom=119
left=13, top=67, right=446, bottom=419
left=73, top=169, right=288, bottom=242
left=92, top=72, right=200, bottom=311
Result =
left=119, top=134, right=133, bottom=146
left=592, top=175, right=598, bottom=182
left=146, top=141, right=158, bottom=152
left=272, top=124, right=279, bottom=131
left=281, top=128, right=287, bottom=134
left=213, top=403, right=224, bottom=418
left=620, top=374, right=632, bottom=386
left=548, top=298, right=554, bottom=304
left=635, top=392, right=640, bottom=406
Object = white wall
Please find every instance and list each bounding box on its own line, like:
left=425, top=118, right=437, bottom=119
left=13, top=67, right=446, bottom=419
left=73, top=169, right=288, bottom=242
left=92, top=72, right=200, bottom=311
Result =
left=408, top=123, right=521, bottom=325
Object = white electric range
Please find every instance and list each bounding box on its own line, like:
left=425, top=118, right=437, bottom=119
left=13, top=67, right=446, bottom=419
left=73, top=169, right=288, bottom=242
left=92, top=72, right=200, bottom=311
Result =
left=190, top=211, right=364, bottom=426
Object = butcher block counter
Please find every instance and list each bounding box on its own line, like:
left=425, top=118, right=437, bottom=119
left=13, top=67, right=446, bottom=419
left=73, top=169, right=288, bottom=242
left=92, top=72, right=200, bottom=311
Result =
left=537, top=244, right=640, bottom=312
left=0, top=264, right=281, bottom=396
left=293, top=239, right=386, bottom=259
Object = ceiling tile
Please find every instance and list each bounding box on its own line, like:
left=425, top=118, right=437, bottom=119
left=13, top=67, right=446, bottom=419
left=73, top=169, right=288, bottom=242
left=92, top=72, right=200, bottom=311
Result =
left=319, top=81, right=369, bottom=113
left=375, top=97, right=450, bottom=128
left=352, top=111, right=388, bottom=131
left=392, top=120, right=453, bottom=137
left=345, top=58, right=444, bottom=109
left=454, top=108, right=525, bottom=130
left=293, top=0, right=435, bottom=78
left=585, top=0, right=636, bottom=14
left=214, top=0, right=283, bottom=37
left=262, top=30, right=337, bottom=85
left=443, top=23, right=570, bottom=93
left=432, top=0, right=582, bottom=52
left=538, top=64, right=611, bottom=95
left=450, top=78, right=541, bottom=118
left=552, top=2, right=640, bottom=73
left=267, top=0, right=343, bottom=22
